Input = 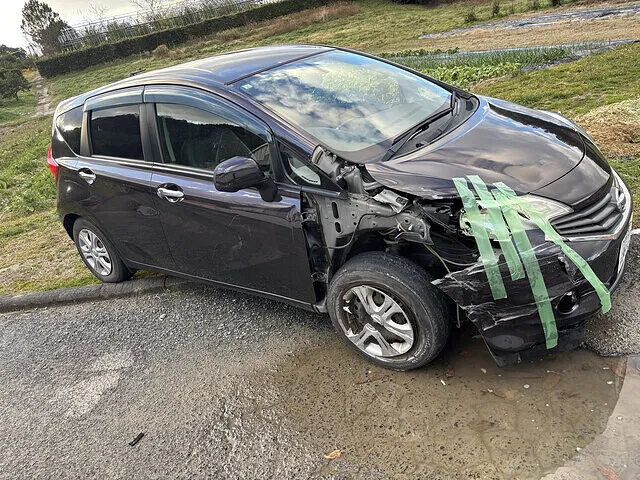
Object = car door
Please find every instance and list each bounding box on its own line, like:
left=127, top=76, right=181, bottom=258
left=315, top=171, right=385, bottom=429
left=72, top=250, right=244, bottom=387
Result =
left=76, top=87, right=175, bottom=269
left=143, top=86, right=316, bottom=304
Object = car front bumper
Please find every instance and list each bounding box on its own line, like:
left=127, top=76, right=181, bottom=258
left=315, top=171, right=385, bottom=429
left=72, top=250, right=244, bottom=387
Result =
left=434, top=175, right=633, bottom=366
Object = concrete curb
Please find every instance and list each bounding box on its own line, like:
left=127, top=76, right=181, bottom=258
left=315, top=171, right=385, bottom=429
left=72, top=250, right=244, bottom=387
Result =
left=0, top=276, right=198, bottom=314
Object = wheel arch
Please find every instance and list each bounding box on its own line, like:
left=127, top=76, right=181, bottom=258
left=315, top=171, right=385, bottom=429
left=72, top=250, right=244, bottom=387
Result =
left=63, top=213, right=80, bottom=240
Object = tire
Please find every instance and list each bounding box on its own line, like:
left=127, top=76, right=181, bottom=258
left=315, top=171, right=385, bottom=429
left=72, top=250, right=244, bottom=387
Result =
left=327, top=252, right=451, bottom=371
left=72, top=218, right=133, bottom=283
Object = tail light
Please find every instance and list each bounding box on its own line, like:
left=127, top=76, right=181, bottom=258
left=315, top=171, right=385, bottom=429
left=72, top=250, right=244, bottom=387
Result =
left=47, top=143, right=59, bottom=182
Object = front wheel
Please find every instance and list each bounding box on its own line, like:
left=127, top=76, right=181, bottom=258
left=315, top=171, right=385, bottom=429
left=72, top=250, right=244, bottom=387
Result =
left=327, top=252, right=451, bottom=371
left=72, top=218, right=133, bottom=283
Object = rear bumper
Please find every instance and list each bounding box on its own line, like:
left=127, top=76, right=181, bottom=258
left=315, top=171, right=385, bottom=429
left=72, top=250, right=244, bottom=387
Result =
left=434, top=180, right=632, bottom=366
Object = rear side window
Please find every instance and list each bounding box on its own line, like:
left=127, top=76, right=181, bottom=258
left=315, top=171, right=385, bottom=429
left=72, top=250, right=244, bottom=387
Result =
left=55, top=106, right=83, bottom=154
left=90, top=105, right=143, bottom=160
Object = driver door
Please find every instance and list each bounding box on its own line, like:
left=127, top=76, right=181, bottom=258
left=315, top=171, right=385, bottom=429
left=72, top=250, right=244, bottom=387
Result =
left=143, top=86, right=316, bottom=304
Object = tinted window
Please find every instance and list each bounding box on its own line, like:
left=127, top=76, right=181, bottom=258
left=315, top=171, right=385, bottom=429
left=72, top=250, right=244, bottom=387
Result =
left=90, top=105, right=143, bottom=160
left=155, top=103, right=271, bottom=173
left=55, top=106, right=83, bottom=153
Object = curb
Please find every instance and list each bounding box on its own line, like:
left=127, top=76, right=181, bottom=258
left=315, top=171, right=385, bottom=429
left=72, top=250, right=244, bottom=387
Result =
left=0, top=276, right=198, bottom=314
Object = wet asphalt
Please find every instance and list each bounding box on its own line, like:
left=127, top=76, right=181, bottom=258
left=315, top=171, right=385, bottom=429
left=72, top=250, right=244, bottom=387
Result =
left=1, top=237, right=639, bottom=479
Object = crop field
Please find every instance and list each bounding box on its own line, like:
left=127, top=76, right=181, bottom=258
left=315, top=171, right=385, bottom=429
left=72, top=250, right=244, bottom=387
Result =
left=1, top=0, right=639, bottom=294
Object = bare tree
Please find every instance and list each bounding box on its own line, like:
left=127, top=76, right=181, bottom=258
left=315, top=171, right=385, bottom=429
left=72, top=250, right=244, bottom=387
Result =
left=129, top=0, right=164, bottom=21
left=79, top=4, right=109, bottom=27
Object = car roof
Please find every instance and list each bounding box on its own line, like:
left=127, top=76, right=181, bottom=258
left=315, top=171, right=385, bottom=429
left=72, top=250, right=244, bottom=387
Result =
left=152, top=44, right=332, bottom=83
left=55, top=45, right=333, bottom=115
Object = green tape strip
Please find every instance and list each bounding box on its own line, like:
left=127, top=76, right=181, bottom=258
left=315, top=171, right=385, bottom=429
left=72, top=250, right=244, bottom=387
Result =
left=467, top=175, right=525, bottom=281
left=453, top=177, right=507, bottom=300
left=492, top=188, right=558, bottom=349
left=493, top=182, right=611, bottom=314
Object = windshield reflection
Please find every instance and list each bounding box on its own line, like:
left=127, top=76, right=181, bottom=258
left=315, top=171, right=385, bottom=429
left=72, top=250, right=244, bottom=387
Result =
left=235, top=50, right=450, bottom=162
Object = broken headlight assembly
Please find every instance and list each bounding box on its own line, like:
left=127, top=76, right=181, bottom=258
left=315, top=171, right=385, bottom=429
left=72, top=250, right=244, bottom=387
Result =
left=459, top=194, right=573, bottom=235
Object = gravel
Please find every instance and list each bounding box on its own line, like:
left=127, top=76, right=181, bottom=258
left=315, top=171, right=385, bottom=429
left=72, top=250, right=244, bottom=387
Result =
left=585, top=235, right=640, bottom=356
left=0, top=237, right=638, bottom=478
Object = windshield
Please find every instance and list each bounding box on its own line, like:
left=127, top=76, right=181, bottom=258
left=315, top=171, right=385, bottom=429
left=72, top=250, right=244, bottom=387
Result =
left=234, top=50, right=452, bottom=162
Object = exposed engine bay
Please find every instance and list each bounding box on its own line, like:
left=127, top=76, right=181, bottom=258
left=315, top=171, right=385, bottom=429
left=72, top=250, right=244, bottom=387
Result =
left=297, top=146, right=625, bottom=366
left=300, top=146, right=478, bottom=301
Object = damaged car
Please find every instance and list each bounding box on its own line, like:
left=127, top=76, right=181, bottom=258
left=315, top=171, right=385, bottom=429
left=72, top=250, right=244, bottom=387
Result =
left=49, top=45, right=632, bottom=370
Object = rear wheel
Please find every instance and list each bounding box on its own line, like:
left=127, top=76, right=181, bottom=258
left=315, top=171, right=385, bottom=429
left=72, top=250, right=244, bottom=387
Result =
left=72, top=218, right=133, bottom=283
left=327, top=252, right=450, bottom=370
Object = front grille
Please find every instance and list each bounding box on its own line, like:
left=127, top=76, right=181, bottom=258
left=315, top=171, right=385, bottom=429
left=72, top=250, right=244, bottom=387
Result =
left=552, top=184, right=627, bottom=236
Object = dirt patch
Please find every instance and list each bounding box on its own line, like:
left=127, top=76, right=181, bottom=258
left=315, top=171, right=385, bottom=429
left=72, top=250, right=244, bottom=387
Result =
left=210, top=2, right=360, bottom=44
left=415, top=16, right=640, bottom=51
left=33, top=73, right=53, bottom=117
left=421, top=3, right=640, bottom=39
left=575, top=98, right=640, bottom=157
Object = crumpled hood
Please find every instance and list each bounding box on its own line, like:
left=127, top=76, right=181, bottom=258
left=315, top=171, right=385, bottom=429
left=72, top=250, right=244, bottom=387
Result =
left=366, top=96, right=605, bottom=205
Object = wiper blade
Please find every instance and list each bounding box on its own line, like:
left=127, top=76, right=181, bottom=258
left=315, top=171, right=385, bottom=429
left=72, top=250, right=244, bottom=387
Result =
left=381, top=91, right=458, bottom=162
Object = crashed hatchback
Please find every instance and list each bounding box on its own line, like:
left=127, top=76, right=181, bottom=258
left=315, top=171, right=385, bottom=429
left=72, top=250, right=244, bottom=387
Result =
left=50, top=45, right=632, bottom=370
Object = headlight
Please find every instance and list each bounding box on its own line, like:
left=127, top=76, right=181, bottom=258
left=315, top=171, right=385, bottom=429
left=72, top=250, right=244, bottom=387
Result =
left=459, top=194, right=572, bottom=236
left=519, top=195, right=573, bottom=221
left=543, top=110, right=594, bottom=143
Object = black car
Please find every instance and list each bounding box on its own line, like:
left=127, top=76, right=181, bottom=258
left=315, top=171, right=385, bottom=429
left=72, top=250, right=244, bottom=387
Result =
left=48, top=45, right=632, bottom=370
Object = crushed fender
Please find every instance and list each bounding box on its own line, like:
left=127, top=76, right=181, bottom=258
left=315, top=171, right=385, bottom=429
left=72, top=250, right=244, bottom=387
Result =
left=449, top=176, right=611, bottom=350
left=452, top=178, right=506, bottom=300
left=493, top=182, right=611, bottom=315
left=492, top=187, right=558, bottom=349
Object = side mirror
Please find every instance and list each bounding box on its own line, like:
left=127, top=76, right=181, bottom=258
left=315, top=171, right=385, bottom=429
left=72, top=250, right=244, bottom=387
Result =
left=213, top=156, right=278, bottom=202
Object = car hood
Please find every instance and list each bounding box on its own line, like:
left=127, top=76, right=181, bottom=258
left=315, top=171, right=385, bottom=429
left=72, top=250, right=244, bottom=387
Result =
left=366, top=96, right=609, bottom=206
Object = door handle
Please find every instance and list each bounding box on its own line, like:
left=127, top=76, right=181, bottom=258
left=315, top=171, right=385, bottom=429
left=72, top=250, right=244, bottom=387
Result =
left=78, top=168, right=96, bottom=185
left=157, top=186, right=185, bottom=203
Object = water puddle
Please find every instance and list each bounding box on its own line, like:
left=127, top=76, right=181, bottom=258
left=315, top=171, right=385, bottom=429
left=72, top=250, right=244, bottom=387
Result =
left=268, top=326, right=626, bottom=479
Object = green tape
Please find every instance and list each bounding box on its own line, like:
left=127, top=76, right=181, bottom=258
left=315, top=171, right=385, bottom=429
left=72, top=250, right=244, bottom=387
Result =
left=467, top=175, right=525, bottom=281
left=493, top=182, right=611, bottom=314
left=453, top=177, right=507, bottom=300
left=492, top=188, right=558, bottom=349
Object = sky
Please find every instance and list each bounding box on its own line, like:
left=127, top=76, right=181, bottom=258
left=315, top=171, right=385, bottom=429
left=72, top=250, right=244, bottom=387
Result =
left=1, top=0, right=140, bottom=50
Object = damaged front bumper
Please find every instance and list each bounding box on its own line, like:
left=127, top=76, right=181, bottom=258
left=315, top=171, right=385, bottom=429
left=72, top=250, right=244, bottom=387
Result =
left=434, top=196, right=633, bottom=367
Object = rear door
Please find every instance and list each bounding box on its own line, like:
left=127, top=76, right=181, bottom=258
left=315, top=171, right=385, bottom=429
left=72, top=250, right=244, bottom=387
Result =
left=144, top=85, right=316, bottom=304
left=75, top=87, right=174, bottom=269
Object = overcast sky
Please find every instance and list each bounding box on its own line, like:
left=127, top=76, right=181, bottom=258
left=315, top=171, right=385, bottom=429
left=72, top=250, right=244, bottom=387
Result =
left=1, top=0, right=141, bottom=49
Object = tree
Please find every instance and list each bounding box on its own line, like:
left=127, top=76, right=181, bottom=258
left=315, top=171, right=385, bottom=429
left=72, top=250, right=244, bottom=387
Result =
left=0, top=54, right=29, bottom=100
left=21, top=0, right=69, bottom=56
left=130, top=0, right=163, bottom=22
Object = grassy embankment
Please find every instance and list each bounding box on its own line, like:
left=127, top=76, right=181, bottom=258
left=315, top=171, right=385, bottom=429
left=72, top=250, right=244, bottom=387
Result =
left=1, top=0, right=639, bottom=294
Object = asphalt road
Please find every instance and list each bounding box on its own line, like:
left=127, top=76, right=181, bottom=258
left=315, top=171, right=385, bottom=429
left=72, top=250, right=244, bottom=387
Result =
left=1, top=237, right=639, bottom=479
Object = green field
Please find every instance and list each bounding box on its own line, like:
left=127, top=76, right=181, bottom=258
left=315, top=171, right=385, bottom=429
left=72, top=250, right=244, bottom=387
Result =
left=0, top=0, right=638, bottom=295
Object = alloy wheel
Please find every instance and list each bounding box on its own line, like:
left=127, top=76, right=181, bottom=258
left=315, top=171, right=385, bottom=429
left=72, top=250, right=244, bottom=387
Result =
left=338, top=285, right=415, bottom=358
left=78, top=228, right=112, bottom=276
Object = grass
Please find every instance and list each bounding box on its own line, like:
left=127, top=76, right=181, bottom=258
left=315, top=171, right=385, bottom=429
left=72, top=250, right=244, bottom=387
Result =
left=0, top=210, right=99, bottom=295
left=47, top=0, right=584, bottom=103
left=0, top=117, right=55, bottom=219
left=0, top=71, right=38, bottom=125
left=474, top=43, right=640, bottom=117
left=1, top=0, right=639, bottom=294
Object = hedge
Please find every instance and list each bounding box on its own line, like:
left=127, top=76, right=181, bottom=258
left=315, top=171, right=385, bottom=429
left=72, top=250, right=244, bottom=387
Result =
left=36, top=0, right=329, bottom=77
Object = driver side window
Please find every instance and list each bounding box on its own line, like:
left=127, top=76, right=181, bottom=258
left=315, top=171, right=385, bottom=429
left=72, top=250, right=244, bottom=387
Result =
left=155, top=103, right=272, bottom=174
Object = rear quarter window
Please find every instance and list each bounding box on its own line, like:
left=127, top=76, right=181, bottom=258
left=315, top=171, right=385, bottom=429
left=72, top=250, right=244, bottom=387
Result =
left=55, top=106, right=83, bottom=154
left=90, top=105, right=143, bottom=160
